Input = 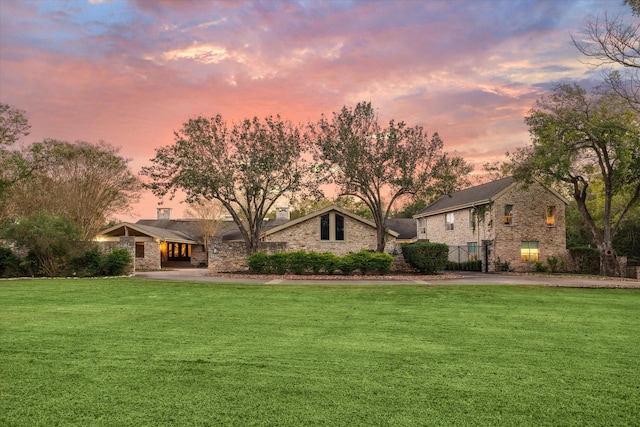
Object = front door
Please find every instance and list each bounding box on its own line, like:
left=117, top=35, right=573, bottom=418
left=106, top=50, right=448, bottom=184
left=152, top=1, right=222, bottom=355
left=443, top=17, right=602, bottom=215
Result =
left=167, top=243, right=191, bottom=262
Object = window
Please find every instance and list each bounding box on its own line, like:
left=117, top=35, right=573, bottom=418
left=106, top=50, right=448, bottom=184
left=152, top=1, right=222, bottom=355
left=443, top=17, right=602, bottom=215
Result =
left=521, top=241, right=539, bottom=262
left=135, top=242, right=145, bottom=258
left=418, top=218, right=426, bottom=236
left=546, top=206, right=556, bottom=226
left=504, top=205, right=513, bottom=225
left=445, top=213, right=454, bottom=231
left=335, top=214, right=345, bottom=241
left=320, top=214, right=330, bottom=240
left=469, top=209, right=474, bottom=229
left=320, top=212, right=345, bottom=241
left=467, top=242, right=478, bottom=261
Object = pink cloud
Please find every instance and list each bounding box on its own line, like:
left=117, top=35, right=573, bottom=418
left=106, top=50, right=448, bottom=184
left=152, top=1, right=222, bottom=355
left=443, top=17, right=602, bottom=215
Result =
left=1, top=0, right=633, bottom=220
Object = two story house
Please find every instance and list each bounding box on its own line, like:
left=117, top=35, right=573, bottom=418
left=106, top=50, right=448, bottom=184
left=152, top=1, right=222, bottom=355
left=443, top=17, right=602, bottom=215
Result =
left=413, top=177, right=569, bottom=272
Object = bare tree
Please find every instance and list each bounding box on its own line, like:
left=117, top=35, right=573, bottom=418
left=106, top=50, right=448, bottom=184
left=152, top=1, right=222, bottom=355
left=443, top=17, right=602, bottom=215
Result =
left=9, top=140, right=140, bottom=239
left=572, top=8, right=640, bottom=112
left=184, top=199, right=226, bottom=254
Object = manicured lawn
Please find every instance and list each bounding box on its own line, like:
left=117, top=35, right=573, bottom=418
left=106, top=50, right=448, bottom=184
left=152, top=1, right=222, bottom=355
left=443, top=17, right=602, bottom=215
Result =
left=1, top=279, right=638, bottom=426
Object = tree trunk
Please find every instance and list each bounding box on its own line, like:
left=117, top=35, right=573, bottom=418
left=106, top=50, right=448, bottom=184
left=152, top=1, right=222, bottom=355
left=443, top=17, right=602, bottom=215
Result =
left=376, top=225, right=386, bottom=253
left=598, top=243, right=621, bottom=277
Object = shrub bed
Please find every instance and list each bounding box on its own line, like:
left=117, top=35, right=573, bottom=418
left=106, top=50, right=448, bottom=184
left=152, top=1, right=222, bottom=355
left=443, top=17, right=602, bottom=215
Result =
left=248, top=249, right=393, bottom=275
left=445, top=260, right=482, bottom=271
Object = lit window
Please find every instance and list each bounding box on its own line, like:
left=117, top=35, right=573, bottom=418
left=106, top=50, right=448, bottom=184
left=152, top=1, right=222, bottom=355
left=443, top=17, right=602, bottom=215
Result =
left=546, top=206, right=556, bottom=226
left=135, top=242, right=145, bottom=258
left=467, top=242, right=478, bottom=261
left=445, top=213, right=454, bottom=231
left=521, top=241, right=539, bottom=262
left=504, top=205, right=513, bottom=225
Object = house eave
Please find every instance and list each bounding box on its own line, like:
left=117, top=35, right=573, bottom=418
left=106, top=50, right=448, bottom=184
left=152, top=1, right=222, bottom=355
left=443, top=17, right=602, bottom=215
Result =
left=413, top=199, right=492, bottom=218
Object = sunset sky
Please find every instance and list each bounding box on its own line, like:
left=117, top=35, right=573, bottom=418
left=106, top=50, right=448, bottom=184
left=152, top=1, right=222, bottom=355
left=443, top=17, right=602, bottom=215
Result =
left=0, top=0, right=633, bottom=221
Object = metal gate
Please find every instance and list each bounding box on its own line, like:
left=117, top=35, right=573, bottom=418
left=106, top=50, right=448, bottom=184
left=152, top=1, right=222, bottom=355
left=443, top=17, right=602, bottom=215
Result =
left=447, top=245, right=488, bottom=272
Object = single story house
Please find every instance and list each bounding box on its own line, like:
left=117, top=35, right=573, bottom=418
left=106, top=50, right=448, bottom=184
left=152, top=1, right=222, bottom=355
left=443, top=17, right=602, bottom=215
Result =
left=413, top=176, right=569, bottom=272
left=97, top=206, right=415, bottom=273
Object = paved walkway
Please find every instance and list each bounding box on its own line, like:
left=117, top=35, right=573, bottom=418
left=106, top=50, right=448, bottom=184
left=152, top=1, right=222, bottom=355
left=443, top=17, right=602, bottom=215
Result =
left=135, top=269, right=640, bottom=288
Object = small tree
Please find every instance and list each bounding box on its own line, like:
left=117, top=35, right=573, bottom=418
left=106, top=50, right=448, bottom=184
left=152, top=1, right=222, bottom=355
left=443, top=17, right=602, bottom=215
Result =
left=184, top=199, right=225, bottom=256
left=142, top=114, right=322, bottom=254
left=311, top=102, right=472, bottom=252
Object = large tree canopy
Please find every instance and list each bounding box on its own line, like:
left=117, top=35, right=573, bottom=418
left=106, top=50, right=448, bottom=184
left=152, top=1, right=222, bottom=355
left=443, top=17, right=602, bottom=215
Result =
left=141, top=114, right=320, bottom=254
left=7, top=140, right=140, bottom=239
left=311, top=102, right=472, bottom=252
left=511, top=83, right=640, bottom=276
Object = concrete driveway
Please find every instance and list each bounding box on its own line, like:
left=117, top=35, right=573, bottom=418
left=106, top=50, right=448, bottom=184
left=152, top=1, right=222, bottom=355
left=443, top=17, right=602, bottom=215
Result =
left=135, top=269, right=640, bottom=288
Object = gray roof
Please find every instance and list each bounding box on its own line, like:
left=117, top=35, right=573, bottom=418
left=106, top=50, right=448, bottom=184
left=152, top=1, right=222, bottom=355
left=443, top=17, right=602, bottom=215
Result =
left=386, top=218, right=417, bottom=240
left=98, top=222, right=201, bottom=244
left=136, top=219, right=202, bottom=241
left=415, top=176, right=515, bottom=217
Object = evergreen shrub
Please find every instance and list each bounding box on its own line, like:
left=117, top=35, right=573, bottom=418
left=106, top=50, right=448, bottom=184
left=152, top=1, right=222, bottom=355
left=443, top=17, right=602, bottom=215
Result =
left=401, top=242, right=448, bottom=274
left=247, top=249, right=393, bottom=275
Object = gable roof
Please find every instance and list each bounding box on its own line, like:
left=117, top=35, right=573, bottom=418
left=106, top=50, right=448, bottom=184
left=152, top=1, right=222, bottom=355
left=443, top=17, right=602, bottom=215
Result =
left=414, top=177, right=515, bottom=218
left=263, top=205, right=400, bottom=238
left=414, top=176, right=569, bottom=218
left=97, top=222, right=200, bottom=244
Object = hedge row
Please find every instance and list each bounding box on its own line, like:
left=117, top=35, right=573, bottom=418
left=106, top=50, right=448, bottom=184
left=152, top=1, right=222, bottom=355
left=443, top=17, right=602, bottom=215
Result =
left=401, top=242, right=448, bottom=274
left=248, top=249, right=394, bottom=275
left=568, top=246, right=600, bottom=275
left=445, top=260, right=483, bottom=271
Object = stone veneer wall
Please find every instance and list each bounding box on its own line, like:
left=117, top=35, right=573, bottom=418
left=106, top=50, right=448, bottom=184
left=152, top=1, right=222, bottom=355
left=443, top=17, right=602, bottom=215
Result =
left=135, top=241, right=161, bottom=271
left=209, top=238, right=287, bottom=273
left=97, top=236, right=136, bottom=274
left=190, top=245, right=207, bottom=267
left=263, top=214, right=396, bottom=256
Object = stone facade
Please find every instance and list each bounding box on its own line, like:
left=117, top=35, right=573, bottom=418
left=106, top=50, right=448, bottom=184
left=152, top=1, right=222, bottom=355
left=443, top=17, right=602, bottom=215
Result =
left=209, top=238, right=287, bottom=273
left=97, top=236, right=136, bottom=275
left=420, top=182, right=568, bottom=272
left=263, top=212, right=397, bottom=256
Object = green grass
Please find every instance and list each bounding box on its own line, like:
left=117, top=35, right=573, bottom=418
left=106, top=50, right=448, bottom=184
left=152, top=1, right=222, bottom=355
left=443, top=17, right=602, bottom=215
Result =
left=1, top=279, right=639, bottom=426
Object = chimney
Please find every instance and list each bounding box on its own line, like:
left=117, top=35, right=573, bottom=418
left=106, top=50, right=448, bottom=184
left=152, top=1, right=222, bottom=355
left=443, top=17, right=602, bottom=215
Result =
left=276, top=206, right=290, bottom=221
left=157, top=208, right=172, bottom=220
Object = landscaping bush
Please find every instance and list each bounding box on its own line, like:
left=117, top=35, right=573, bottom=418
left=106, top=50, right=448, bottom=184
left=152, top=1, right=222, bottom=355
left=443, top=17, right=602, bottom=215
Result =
left=103, top=249, right=132, bottom=276
left=288, top=250, right=310, bottom=275
left=318, top=252, right=341, bottom=275
left=0, top=246, right=21, bottom=278
left=546, top=255, right=564, bottom=273
left=401, top=242, right=448, bottom=274
left=247, top=249, right=393, bottom=275
left=248, top=252, right=270, bottom=274
left=370, top=251, right=393, bottom=274
left=268, top=252, right=289, bottom=275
